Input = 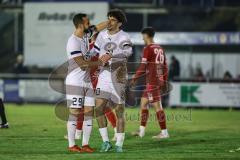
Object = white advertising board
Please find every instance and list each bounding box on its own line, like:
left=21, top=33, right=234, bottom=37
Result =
left=169, top=82, right=240, bottom=107
left=24, top=2, right=109, bottom=67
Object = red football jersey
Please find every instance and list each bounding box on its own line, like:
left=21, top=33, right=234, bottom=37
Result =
left=134, top=43, right=168, bottom=85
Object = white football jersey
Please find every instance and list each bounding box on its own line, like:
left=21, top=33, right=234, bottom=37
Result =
left=94, top=30, right=133, bottom=83
left=65, top=34, right=91, bottom=86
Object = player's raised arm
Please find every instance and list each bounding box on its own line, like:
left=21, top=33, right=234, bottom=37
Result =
left=84, top=21, right=109, bottom=39
left=95, top=20, right=109, bottom=32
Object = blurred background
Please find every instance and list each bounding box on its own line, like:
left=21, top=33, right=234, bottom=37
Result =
left=0, top=0, right=240, bottom=108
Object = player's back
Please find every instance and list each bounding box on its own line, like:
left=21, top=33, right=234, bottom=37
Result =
left=144, top=43, right=167, bottom=85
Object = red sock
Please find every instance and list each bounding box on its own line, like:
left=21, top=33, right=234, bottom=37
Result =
left=140, top=109, right=149, bottom=127
left=104, top=107, right=117, bottom=128
left=76, top=108, right=84, bottom=130
left=156, top=110, right=167, bottom=130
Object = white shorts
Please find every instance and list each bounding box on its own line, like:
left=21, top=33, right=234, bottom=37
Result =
left=95, top=81, right=126, bottom=105
left=65, top=82, right=95, bottom=108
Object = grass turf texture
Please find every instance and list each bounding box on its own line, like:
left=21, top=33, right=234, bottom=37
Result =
left=0, top=104, right=240, bottom=160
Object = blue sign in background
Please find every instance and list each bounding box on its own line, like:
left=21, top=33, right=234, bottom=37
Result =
left=3, top=80, right=20, bottom=102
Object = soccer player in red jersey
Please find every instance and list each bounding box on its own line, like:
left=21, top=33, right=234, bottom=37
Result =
left=131, top=27, right=169, bottom=139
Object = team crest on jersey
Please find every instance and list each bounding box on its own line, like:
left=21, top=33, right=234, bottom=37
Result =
left=104, top=42, right=117, bottom=52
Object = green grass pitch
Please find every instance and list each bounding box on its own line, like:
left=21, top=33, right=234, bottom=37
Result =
left=0, top=104, right=240, bottom=160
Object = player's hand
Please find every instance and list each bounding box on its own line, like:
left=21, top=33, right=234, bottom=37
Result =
left=99, top=53, right=112, bottom=65
left=159, top=75, right=165, bottom=88
left=129, top=78, right=136, bottom=88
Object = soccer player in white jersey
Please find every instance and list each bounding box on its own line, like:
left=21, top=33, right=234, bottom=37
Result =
left=93, top=9, right=133, bottom=152
left=65, top=13, right=110, bottom=153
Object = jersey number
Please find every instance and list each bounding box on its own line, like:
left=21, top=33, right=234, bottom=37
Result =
left=154, top=48, right=164, bottom=64
left=72, top=97, right=83, bottom=106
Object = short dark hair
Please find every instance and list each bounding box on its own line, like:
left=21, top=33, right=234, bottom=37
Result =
left=141, top=27, right=155, bottom=37
left=107, top=9, right=127, bottom=24
left=73, top=13, right=87, bottom=28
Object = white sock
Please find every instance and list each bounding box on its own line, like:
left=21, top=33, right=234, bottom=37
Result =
left=67, top=114, right=77, bottom=147
left=161, top=129, right=168, bottom=135
left=139, top=125, right=145, bottom=137
left=75, top=129, right=82, bottom=138
left=82, top=117, right=93, bottom=146
left=115, top=133, right=125, bottom=147
left=99, top=127, right=109, bottom=142
left=114, top=127, right=117, bottom=135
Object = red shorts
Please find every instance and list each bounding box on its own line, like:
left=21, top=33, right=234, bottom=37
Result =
left=142, top=84, right=161, bottom=103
